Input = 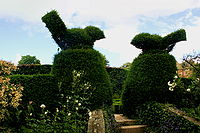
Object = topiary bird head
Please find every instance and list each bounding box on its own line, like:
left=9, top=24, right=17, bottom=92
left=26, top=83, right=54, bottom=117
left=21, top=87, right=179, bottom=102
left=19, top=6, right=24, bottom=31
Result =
left=131, top=29, right=186, bottom=52
left=42, top=10, right=105, bottom=50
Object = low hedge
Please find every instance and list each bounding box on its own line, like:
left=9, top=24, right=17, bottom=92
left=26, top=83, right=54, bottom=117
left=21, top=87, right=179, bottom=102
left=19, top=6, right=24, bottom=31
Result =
left=136, top=101, right=200, bottom=133
left=10, top=74, right=59, bottom=112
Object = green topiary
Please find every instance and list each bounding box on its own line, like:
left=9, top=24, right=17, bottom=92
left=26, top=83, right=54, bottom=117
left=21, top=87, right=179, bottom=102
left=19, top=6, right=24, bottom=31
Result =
left=52, top=49, right=112, bottom=110
left=123, top=29, right=186, bottom=117
left=131, top=29, right=186, bottom=52
left=122, top=52, right=177, bottom=116
left=42, top=10, right=105, bottom=50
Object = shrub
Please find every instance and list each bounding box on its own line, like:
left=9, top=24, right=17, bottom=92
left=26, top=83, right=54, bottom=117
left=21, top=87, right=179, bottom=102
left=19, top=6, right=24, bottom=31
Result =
left=52, top=48, right=112, bottom=110
left=136, top=102, right=200, bottom=133
left=122, top=51, right=177, bottom=116
left=168, top=77, right=200, bottom=108
left=0, top=60, right=23, bottom=123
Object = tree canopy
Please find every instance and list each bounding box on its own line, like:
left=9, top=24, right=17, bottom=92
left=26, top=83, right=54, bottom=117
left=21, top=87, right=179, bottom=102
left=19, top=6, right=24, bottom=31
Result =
left=18, top=55, right=41, bottom=65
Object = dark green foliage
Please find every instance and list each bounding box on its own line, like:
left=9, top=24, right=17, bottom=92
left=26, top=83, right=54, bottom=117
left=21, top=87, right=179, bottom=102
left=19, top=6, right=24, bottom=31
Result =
left=122, top=52, right=177, bottom=116
left=52, top=49, right=112, bottom=110
left=10, top=74, right=59, bottom=112
left=106, top=67, right=127, bottom=96
left=136, top=102, right=200, bottom=133
left=131, top=33, right=162, bottom=51
left=131, top=29, right=186, bottom=52
left=42, top=10, right=105, bottom=50
left=41, top=10, right=68, bottom=50
left=168, top=78, right=200, bottom=108
left=18, top=55, right=41, bottom=65
left=12, top=64, right=52, bottom=75
left=103, top=106, right=120, bottom=133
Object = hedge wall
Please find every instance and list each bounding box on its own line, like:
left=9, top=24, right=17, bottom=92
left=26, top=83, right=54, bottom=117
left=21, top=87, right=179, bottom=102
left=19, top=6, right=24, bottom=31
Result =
left=137, top=101, right=200, bottom=133
left=10, top=74, right=59, bottom=112
left=12, top=64, right=52, bottom=75
left=106, top=67, right=127, bottom=96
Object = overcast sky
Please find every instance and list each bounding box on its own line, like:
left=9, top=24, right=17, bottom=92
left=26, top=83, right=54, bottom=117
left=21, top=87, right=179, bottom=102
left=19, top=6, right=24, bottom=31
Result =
left=1, top=0, right=200, bottom=66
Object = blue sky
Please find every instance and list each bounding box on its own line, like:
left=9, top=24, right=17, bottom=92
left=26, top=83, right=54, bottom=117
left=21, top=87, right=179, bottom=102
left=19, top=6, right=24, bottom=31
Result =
left=1, top=0, right=200, bottom=67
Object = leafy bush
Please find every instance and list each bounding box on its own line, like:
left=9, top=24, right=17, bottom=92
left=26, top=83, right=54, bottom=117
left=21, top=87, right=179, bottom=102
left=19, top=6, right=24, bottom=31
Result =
left=122, top=52, right=177, bottom=116
left=10, top=74, right=59, bottom=113
left=12, top=64, right=52, bottom=75
left=52, top=48, right=112, bottom=110
left=0, top=60, right=23, bottom=123
left=136, top=102, right=200, bottom=133
left=167, top=77, right=200, bottom=108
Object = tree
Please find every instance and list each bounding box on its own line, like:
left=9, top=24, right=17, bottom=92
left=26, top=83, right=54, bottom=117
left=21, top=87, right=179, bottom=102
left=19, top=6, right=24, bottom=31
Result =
left=18, top=55, right=41, bottom=65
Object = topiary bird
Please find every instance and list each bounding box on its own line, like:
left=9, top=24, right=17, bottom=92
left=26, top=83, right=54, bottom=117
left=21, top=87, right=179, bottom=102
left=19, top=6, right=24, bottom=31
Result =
left=131, top=29, right=186, bottom=52
left=42, top=10, right=105, bottom=50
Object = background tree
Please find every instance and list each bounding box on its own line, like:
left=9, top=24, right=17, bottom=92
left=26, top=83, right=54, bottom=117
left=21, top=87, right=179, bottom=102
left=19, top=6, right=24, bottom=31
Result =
left=18, top=55, right=41, bottom=65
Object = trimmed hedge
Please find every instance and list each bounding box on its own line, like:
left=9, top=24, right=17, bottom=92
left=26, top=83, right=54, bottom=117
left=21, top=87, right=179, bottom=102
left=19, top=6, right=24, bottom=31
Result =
left=10, top=74, right=59, bottom=112
left=11, top=64, right=126, bottom=97
left=122, top=51, right=177, bottom=116
left=136, top=102, right=200, bottom=133
left=12, top=64, right=52, bottom=75
left=52, top=48, right=112, bottom=110
left=106, top=67, right=127, bottom=96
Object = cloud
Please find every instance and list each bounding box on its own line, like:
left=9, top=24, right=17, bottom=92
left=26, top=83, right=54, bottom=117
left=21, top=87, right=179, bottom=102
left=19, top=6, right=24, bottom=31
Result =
left=1, top=0, right=200, bottom=23
left=14, top=54, right=21, bottom=65
left=1, top=0, right=200, bottom=66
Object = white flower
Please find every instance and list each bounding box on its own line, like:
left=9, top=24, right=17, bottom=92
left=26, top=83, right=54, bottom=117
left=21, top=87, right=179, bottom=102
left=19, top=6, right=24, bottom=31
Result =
left=40, top=104, right=46, bottom=109
left=76, top=107, right=79, bottom=110
left=30, top=113, right=32, bottom=116
left=69, top=97, right=71, bottom=99
left=67, top=99, right=69, bottom=102
left=68, top=112, right=71, bottom=116
left=78, top=103, right=81, bottom=106
left=168, top=81, right=172, bottom=86
left=56, top=108, right=59, bottom=112
left=89, top=111, right=92, bottom=116
left=169, top=87, right=174, bottom=91
left=45, top=111, right=48, bottom=115
left=174, top=76, right=178, bottom=79
left=75, top=100, right=78, bottom=103
left=187, top=88, right=191, bottom=92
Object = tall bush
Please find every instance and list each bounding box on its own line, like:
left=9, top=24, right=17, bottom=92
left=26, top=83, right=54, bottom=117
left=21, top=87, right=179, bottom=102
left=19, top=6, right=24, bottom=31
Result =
left=123, top=29, right=186, bottom=116
left=52, top=49, right=112, bottom=110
